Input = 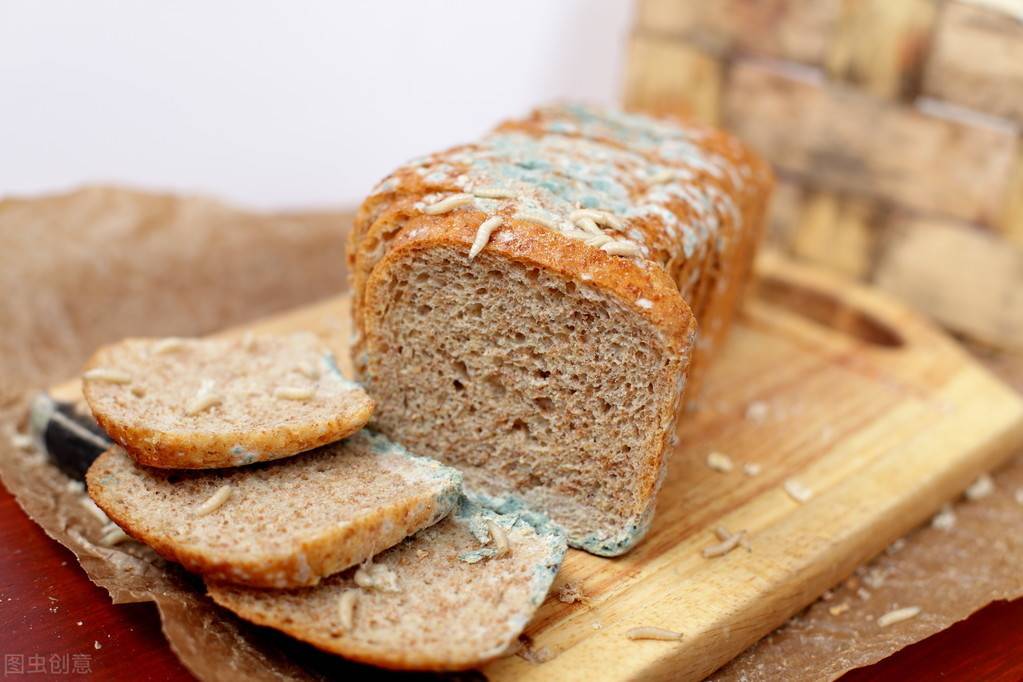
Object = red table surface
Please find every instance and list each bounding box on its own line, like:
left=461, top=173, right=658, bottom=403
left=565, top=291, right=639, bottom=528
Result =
left=1, top=485, right=1021, bottom=681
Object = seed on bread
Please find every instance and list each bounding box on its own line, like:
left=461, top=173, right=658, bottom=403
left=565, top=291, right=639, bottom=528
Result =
left=185, top=381, right=222, bottom=416
left=354, top=561, right=401, bottom=593
left=571, top=215, right=602, bottom=235
left=423, top=193, right=473, bottom=215
left=514, top=210, right=560, bottom=231
left=83, top=368, right=132, bottom=384
left=337, top=590, right=358, bottom=631
left=273, top=386, right=316, bottom=401
left=195, top=484, right=233, bottom=517
left=488, top=520, right=510, bottom=558
left=569, top=208, right=624, bottom=231
left=295, top=361, right=319, bottom=379
left=469, top=215, right=504, bottom=260
left=151, top=338, right=186, bottom=355
left=473, top=187, right=516, bottom=199
left=600, top=240, right=643, bottom=258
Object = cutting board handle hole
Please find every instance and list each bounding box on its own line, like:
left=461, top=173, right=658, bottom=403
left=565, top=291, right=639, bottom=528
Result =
left=755, top=277, right=904, bottom=348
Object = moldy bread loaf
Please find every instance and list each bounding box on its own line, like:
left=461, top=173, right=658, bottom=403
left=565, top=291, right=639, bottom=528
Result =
left=347, top=104, right=772, bottom=555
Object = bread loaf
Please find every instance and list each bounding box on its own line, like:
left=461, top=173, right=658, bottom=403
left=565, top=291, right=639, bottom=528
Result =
left=348, top=104, right=771, bottom=554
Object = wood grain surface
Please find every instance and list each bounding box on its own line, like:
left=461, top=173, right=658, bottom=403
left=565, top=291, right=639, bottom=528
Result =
left=5, top=252, right=1023, bottom=680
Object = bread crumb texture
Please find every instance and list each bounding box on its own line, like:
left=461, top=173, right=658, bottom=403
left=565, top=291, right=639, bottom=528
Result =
left=81, top=333, right=374, bottom=468
left=207, top=497, right=566, bottom=671
left=85, top=431, right=462, bottom=588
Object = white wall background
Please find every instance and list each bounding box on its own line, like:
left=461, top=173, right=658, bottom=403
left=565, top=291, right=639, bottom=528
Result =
left=0, top=1, right=633, bottom=209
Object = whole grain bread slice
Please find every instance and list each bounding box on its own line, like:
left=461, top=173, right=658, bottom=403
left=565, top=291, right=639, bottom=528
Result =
left=86, top=430, right=462, bottom=588
left=207, top=497, right=567, bottom=671
left=82, top=332, right=374, bottom=468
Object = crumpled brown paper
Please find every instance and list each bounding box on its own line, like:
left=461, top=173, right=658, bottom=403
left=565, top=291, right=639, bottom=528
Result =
left=2, top=187, right=1022, bottom=681
left=0, top=185, right=350, bottom=398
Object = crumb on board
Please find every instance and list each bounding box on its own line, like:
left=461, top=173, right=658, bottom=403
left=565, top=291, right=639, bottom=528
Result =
left=743, top=462, right=762, bottom=477
left=783, top=479, right=813, bottom=504
left=931, top=505, right=956, bottom=531
left=1015, top=488, right=1023, bottom=506
left=556, top=582, right=589, bottom=605
left=877, top=606, right=921, bottom=627
left=965, top=474, right=994, bottom=501
left=626, top=626, right=684, bottom=642
left=829, top=602, right=850, bottom=616
left=857, top=587, right=871, bottom=601
left=591, top=621, right=602, bottom=630
left=416, top=549, right=429, bottom=559
left=516, top=636, right=555, bottom=665
left=706, top=451, right=734, bottom=473
left=702, top=528, right=747, bottom=558
left=744, top=400, right=768, bottom=423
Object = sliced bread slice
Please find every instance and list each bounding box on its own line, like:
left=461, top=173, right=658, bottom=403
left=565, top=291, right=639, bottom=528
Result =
left=81, top=332, right=374, bottom=468
left=207, top=497, right=567, bottom=671
left=86, top=430, right=462, bottom=588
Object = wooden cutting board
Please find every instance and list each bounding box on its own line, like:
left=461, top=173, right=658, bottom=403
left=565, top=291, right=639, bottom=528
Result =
left=47, top=252, right=1023, bottom=681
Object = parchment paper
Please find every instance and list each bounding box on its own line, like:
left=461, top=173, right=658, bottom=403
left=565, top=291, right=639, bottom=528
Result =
left=2, top=187, right=1022, bottom=681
